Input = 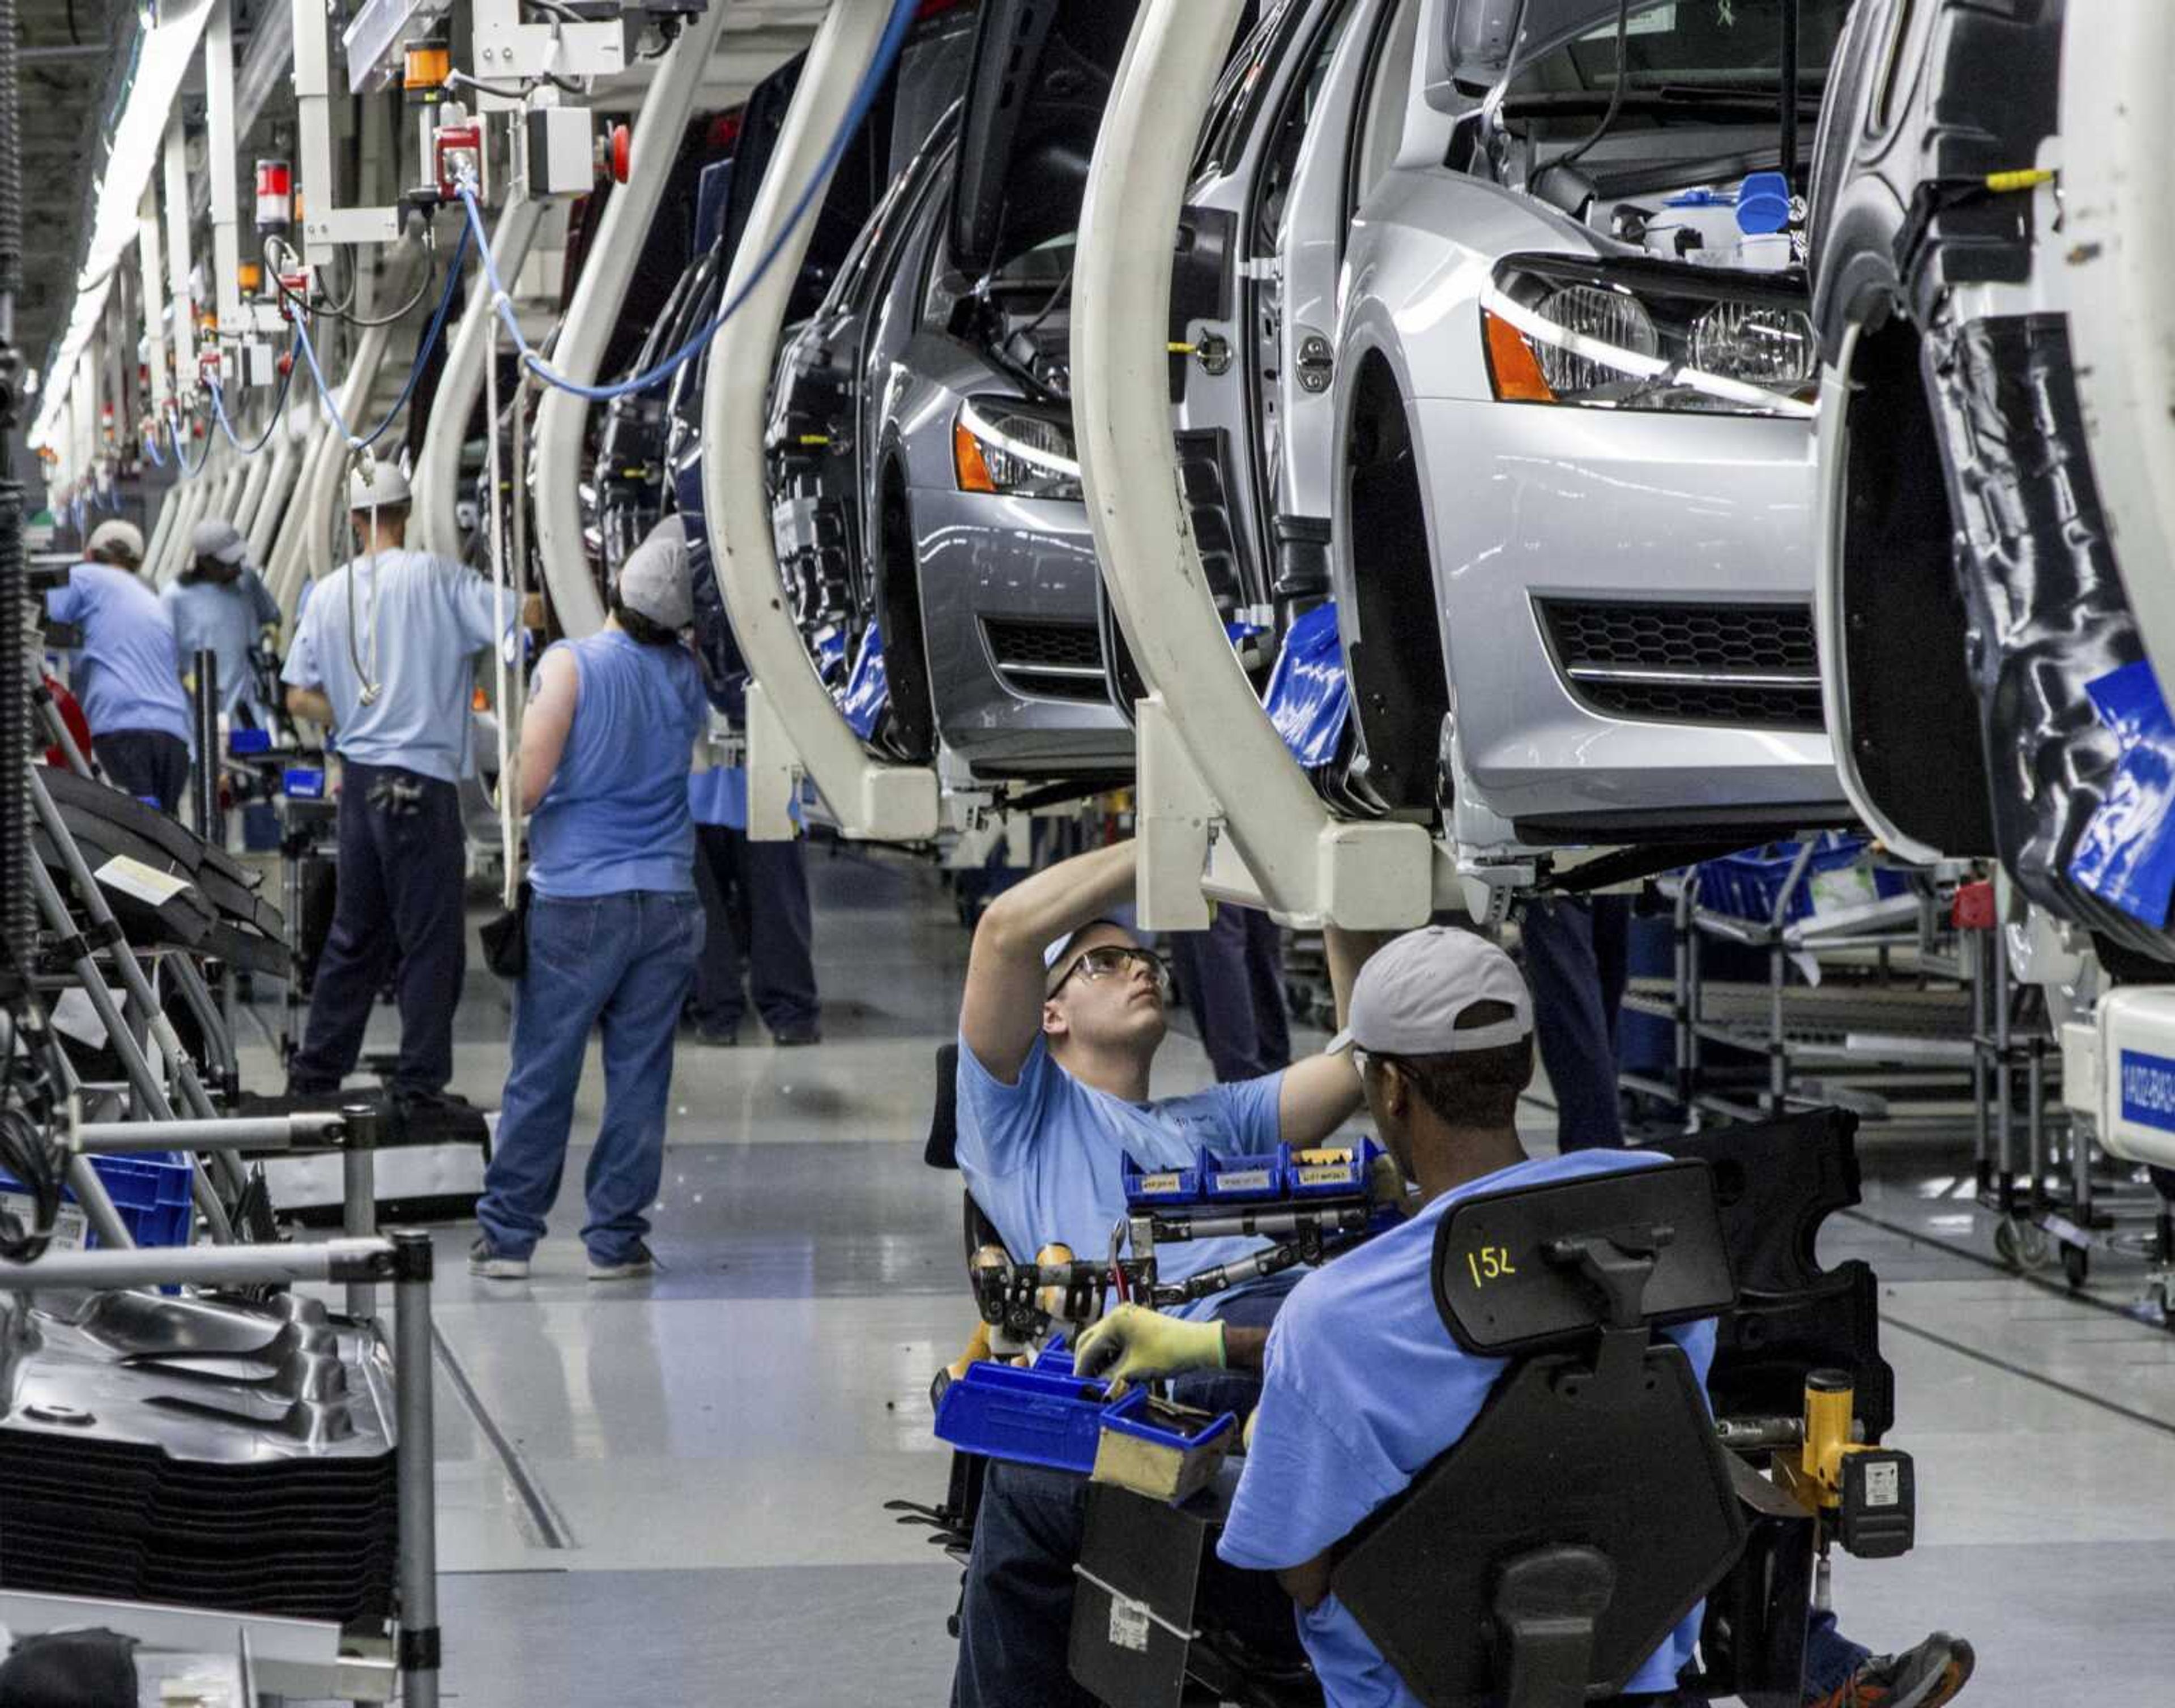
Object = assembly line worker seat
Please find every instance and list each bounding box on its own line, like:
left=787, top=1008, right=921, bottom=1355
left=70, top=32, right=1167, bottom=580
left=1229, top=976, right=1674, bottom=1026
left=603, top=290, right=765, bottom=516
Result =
left=1327, top=1162, right=1745, bottom=1708
left=1071, top=1162, right=1751, bottom=1708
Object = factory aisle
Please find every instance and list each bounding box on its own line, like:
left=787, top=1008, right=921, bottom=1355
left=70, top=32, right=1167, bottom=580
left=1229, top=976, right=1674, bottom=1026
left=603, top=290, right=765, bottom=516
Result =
left=296, top=848, right=2174, bottom=1706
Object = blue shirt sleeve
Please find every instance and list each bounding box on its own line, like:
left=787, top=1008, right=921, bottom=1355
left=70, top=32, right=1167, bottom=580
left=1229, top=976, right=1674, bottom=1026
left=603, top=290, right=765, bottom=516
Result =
left=280, top=597, right=321, bottom=689
left=1210, top=1069, right=1286, bottom=1155
left=45, top=578, right=84, bottom=625
left=244, top=570, right=280, bottom=628
left=1218, top=1295, right=1409, bottom=1570
left=954, top=1029, right=1056, bottom=1179
left=444, top=560, right=519, bottom=658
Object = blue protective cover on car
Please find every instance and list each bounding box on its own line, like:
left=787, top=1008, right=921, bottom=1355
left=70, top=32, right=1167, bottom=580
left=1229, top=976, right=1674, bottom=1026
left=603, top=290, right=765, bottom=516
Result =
left=2069, top=660, right=2175, bottom=928
left=1261, top=601, right=1350, bottom=768
left=837, top=622, right=890, bottom=740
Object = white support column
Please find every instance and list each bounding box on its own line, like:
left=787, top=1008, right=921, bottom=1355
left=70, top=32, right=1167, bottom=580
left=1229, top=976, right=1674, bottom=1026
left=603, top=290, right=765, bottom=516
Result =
left=1072, top=0, right=1438, bottom=928
left=531, top=0, right=731, bottom=637
left=702, top=0, right=939, bottom=845
left=292, top=0, right=400, bottom=264
left=204, top=0, right=243, bottom=345
left=415, top=194, right=542, bottom=558
left=137, top=190, right=168, bottom=418
left=163, top=115, right=196, bottom=391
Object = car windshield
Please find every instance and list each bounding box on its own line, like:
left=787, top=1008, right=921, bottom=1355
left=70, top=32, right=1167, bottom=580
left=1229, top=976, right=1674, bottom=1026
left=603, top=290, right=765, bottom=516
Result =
left=1511, top=0, right=1849, bottom=100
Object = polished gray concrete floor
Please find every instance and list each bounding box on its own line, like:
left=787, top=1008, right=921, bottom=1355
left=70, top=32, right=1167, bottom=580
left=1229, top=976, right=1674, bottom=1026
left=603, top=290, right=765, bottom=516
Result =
left=262, top=847, right=2175, bottom=1706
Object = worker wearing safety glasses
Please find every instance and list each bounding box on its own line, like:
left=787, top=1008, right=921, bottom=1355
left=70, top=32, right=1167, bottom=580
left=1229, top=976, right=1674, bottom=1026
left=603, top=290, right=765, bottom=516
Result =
left=948, top=838, right=1375, bottom=1706
left=280, top=459, right=519, bottom=1116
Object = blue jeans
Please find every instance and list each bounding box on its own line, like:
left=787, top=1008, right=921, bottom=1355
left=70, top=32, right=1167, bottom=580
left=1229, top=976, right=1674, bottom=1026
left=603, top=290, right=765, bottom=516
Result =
left=476, top=890, right=703, bottom=1265
left=1521, top=895, right=1632, bottom=1151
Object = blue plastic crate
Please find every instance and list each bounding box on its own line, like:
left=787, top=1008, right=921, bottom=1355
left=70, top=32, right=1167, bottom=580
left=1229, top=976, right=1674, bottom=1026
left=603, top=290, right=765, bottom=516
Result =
left=1200, top=1147, right=1282, bottom=1203
left=933, top=1347, right=1114, bottom=1474
left=1693, top=835, right=1907, bottom=925
left=1282, top=1138, right=1385, bottom=1198
left=0, top=1150, right=194, bottom=1249
left=1121, top=1149, right=1201, bottom=1208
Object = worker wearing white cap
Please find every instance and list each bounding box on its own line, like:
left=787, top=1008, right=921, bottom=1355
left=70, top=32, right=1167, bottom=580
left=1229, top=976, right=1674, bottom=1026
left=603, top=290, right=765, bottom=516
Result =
left=473, top=517, right=710, bottom=1282
left=280, top=456, right=518, bottom=1113
left=1074, top=926, right=1974, bottom=1708
left=163, top=518, right=281, bottom=725
left=45, top=516, right=193, bottom=810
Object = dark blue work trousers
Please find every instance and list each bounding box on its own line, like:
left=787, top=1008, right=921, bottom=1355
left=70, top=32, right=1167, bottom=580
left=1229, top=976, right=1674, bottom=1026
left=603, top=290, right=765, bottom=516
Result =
left=288, top=761, right=466, bottom=1098
left=688, top=822, right=819, bottom=1034
left=95, top=730, right=189, bottom=815
left=1521, top=894, right=1632, bottom=1151
left=1168, top=904, right=1293, bottom=1084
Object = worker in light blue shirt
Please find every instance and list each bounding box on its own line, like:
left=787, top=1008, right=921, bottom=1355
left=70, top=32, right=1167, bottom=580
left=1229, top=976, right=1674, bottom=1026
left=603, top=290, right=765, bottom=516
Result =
left=474, top=517, right=710, bottom=1282
left=164, top=517, right=282, bottom=727
left=45, top=518, right=193, bottom=812
left=1075, top=929, right=1976, bottom=1708
left=947, top=838, right=1374, bottom=1708
left=280, top=460, right=517, bottom=1111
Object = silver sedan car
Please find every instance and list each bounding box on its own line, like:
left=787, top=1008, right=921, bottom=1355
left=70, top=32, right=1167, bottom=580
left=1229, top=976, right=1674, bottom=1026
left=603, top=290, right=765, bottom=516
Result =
left=1185, top=0, right=1850, bottom=853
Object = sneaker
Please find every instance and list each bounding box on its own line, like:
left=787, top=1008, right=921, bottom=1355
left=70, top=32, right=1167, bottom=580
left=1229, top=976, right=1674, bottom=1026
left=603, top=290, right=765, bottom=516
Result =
left=1810, top=1633, right=1975, bottom=1708
left=587, top=1245, right=655, bottom=1282
left=694, top=1023, right=740, bottom=1048
left=770, top=1022, right=822, bottom=1047
left=468, top=1237, right=530, bottom=1280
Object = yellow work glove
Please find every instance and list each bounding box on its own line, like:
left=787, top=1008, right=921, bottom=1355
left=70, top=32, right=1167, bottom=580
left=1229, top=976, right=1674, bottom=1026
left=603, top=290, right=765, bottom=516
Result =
left=1076, top=1303, right=1226, bottom=1386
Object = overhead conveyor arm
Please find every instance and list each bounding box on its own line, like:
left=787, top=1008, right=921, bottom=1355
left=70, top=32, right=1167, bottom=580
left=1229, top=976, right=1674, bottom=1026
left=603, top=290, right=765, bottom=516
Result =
left=415, top=194, right=543, bottom=560
left=1072, top=0, right=1444, bottom=930
left=531, top=1, right=732, bottom=637
left=701, top=0, right=939, bottom=846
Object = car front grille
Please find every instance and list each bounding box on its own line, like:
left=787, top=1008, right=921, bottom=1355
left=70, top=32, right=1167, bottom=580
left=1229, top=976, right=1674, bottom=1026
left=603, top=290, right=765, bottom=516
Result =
left=983, top=619, right=1110, bottom=703
left=1537, top=597, right=1823, bottom=729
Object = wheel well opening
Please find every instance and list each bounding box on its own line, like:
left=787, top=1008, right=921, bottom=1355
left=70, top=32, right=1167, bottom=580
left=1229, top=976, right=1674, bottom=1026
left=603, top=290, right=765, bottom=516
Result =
left=875, top=462, right=937, bottom=764
left=1341, top=355, right=1452, bottom=813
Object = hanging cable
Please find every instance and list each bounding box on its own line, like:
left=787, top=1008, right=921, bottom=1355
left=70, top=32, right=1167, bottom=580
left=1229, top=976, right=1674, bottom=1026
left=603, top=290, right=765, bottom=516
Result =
left=266, top=231, right=437, bottom=327
left=454, top=0, right=920, bottom=405
left=163, top=402, right=215, bottom=477
left=141, top=424, right=166, bottom=468
left=287, top=217, right=473, bottom=454
left=206, top=341, right=297, bottom=455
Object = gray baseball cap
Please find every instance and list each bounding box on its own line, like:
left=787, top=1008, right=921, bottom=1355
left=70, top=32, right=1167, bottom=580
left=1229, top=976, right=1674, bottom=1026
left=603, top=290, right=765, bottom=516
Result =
left=1330, top=926, right=1533, bottom=1056
left=191, top=517, right=249, bottom=566
left=616, top=515, right=694, bottom=630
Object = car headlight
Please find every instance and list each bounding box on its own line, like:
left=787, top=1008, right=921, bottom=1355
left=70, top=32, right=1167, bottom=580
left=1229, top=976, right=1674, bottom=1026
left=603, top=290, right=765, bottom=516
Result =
left=1482, top=255, right=1817, bottom=419
left=953, top=399, right=1083, bottom=502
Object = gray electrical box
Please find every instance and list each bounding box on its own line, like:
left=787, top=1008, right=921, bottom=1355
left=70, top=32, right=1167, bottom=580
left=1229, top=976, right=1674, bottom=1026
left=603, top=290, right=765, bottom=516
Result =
left=525, top=105, right=595, bottom=199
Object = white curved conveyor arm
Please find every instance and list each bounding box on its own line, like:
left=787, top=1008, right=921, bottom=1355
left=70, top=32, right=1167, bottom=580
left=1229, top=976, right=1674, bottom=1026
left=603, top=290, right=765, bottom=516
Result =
left=702, top=0, right=938, bottom=844
left=246, top=424, right=304, bottom=567
left=415, top=193, right=543, bottom=560
left=532, top=0, right=731, bottom=637
left=1073, top=0, right=1434, bottom=928
left=233, top=446, right=272, bottom=539
left=2063, top=0, right=2175, bottom=704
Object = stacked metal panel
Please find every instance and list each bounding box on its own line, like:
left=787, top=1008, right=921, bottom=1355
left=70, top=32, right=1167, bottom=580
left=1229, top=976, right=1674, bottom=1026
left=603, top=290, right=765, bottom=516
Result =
left=0, top=1289, right=398, bottom=1622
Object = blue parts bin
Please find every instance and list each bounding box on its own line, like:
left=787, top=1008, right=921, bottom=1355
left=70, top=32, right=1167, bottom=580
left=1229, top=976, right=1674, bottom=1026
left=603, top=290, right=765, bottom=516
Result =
left=1124, top=1138, right=1387, bottom=1209
left=227, top=727, right=273, bottom=756
left=282, top=766, right=326, bottom=800
left=0, top=1150, right=194, bottom=1249
left=1694, top=835, right=1907, bottom=925
left=934, top=1339, right=1236, bottom=1498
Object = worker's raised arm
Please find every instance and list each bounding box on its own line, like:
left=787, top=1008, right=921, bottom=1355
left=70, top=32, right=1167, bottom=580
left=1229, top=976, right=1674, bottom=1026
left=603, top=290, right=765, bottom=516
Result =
left=1276, top=925, right=1393, bottom=1144
left=517, top=647, right=580, bottom=814
left=959, top=838, right=1137, bottom=1084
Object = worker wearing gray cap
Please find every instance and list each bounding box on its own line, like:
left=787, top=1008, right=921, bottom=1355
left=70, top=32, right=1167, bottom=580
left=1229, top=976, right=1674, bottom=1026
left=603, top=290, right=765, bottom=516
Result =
left=1074, top=927, right=1975, bottom=1708
left=280, top=458, right=517, bottom=1112
left=472, top=516, right=710, bottom=1282
left=163, top=518, right=281, bottom=725
left=45, top=517, right=193, bottom=811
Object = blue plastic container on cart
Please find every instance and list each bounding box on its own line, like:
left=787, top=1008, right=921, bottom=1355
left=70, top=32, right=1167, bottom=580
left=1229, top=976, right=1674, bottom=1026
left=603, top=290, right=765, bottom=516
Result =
left=1201, top=1147, right=1283, bottom=1202
left=1121, top=1148, right=1201, bottom=1208
left=0, top=1150, right=195, bottom=1249
left=1282, top=1137, right=1386, bottom=1198
left=933, top=1344, right=1114, bottom=1474
left=283, top=766, right=326, bottom=800
left=1694, top=835, right=1908, bottom=925
left=228, top=727, right=273, bottom=757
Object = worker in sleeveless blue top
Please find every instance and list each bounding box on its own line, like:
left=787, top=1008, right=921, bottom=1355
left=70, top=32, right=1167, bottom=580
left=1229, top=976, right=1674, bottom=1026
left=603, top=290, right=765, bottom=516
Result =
left=1076, top=928, right=1976, bottom=1708
left=472, top=517, right=710, bottom=1282
left=45, top=519, right=194, bottom=812
left=949, top=838, right=1381, bottom=1707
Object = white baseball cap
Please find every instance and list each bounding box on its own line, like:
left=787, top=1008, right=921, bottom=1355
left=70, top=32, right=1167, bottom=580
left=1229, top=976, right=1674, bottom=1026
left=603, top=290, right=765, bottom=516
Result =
left=85, top=518, right=145, bottom=565
left=1330, top=926, right=1533, bottom=1056
left=347, top=459, right=411, bottom=511
left=191, top=517, right=249, bottom=566
left=616, top=515, right=694, bottom=630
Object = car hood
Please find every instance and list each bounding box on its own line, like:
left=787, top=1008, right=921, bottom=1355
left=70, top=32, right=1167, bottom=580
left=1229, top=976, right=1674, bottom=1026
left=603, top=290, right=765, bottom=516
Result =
left=950, top=0, right=1140, bottom=278
left=1441, top=0, right=1633, bottom=85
